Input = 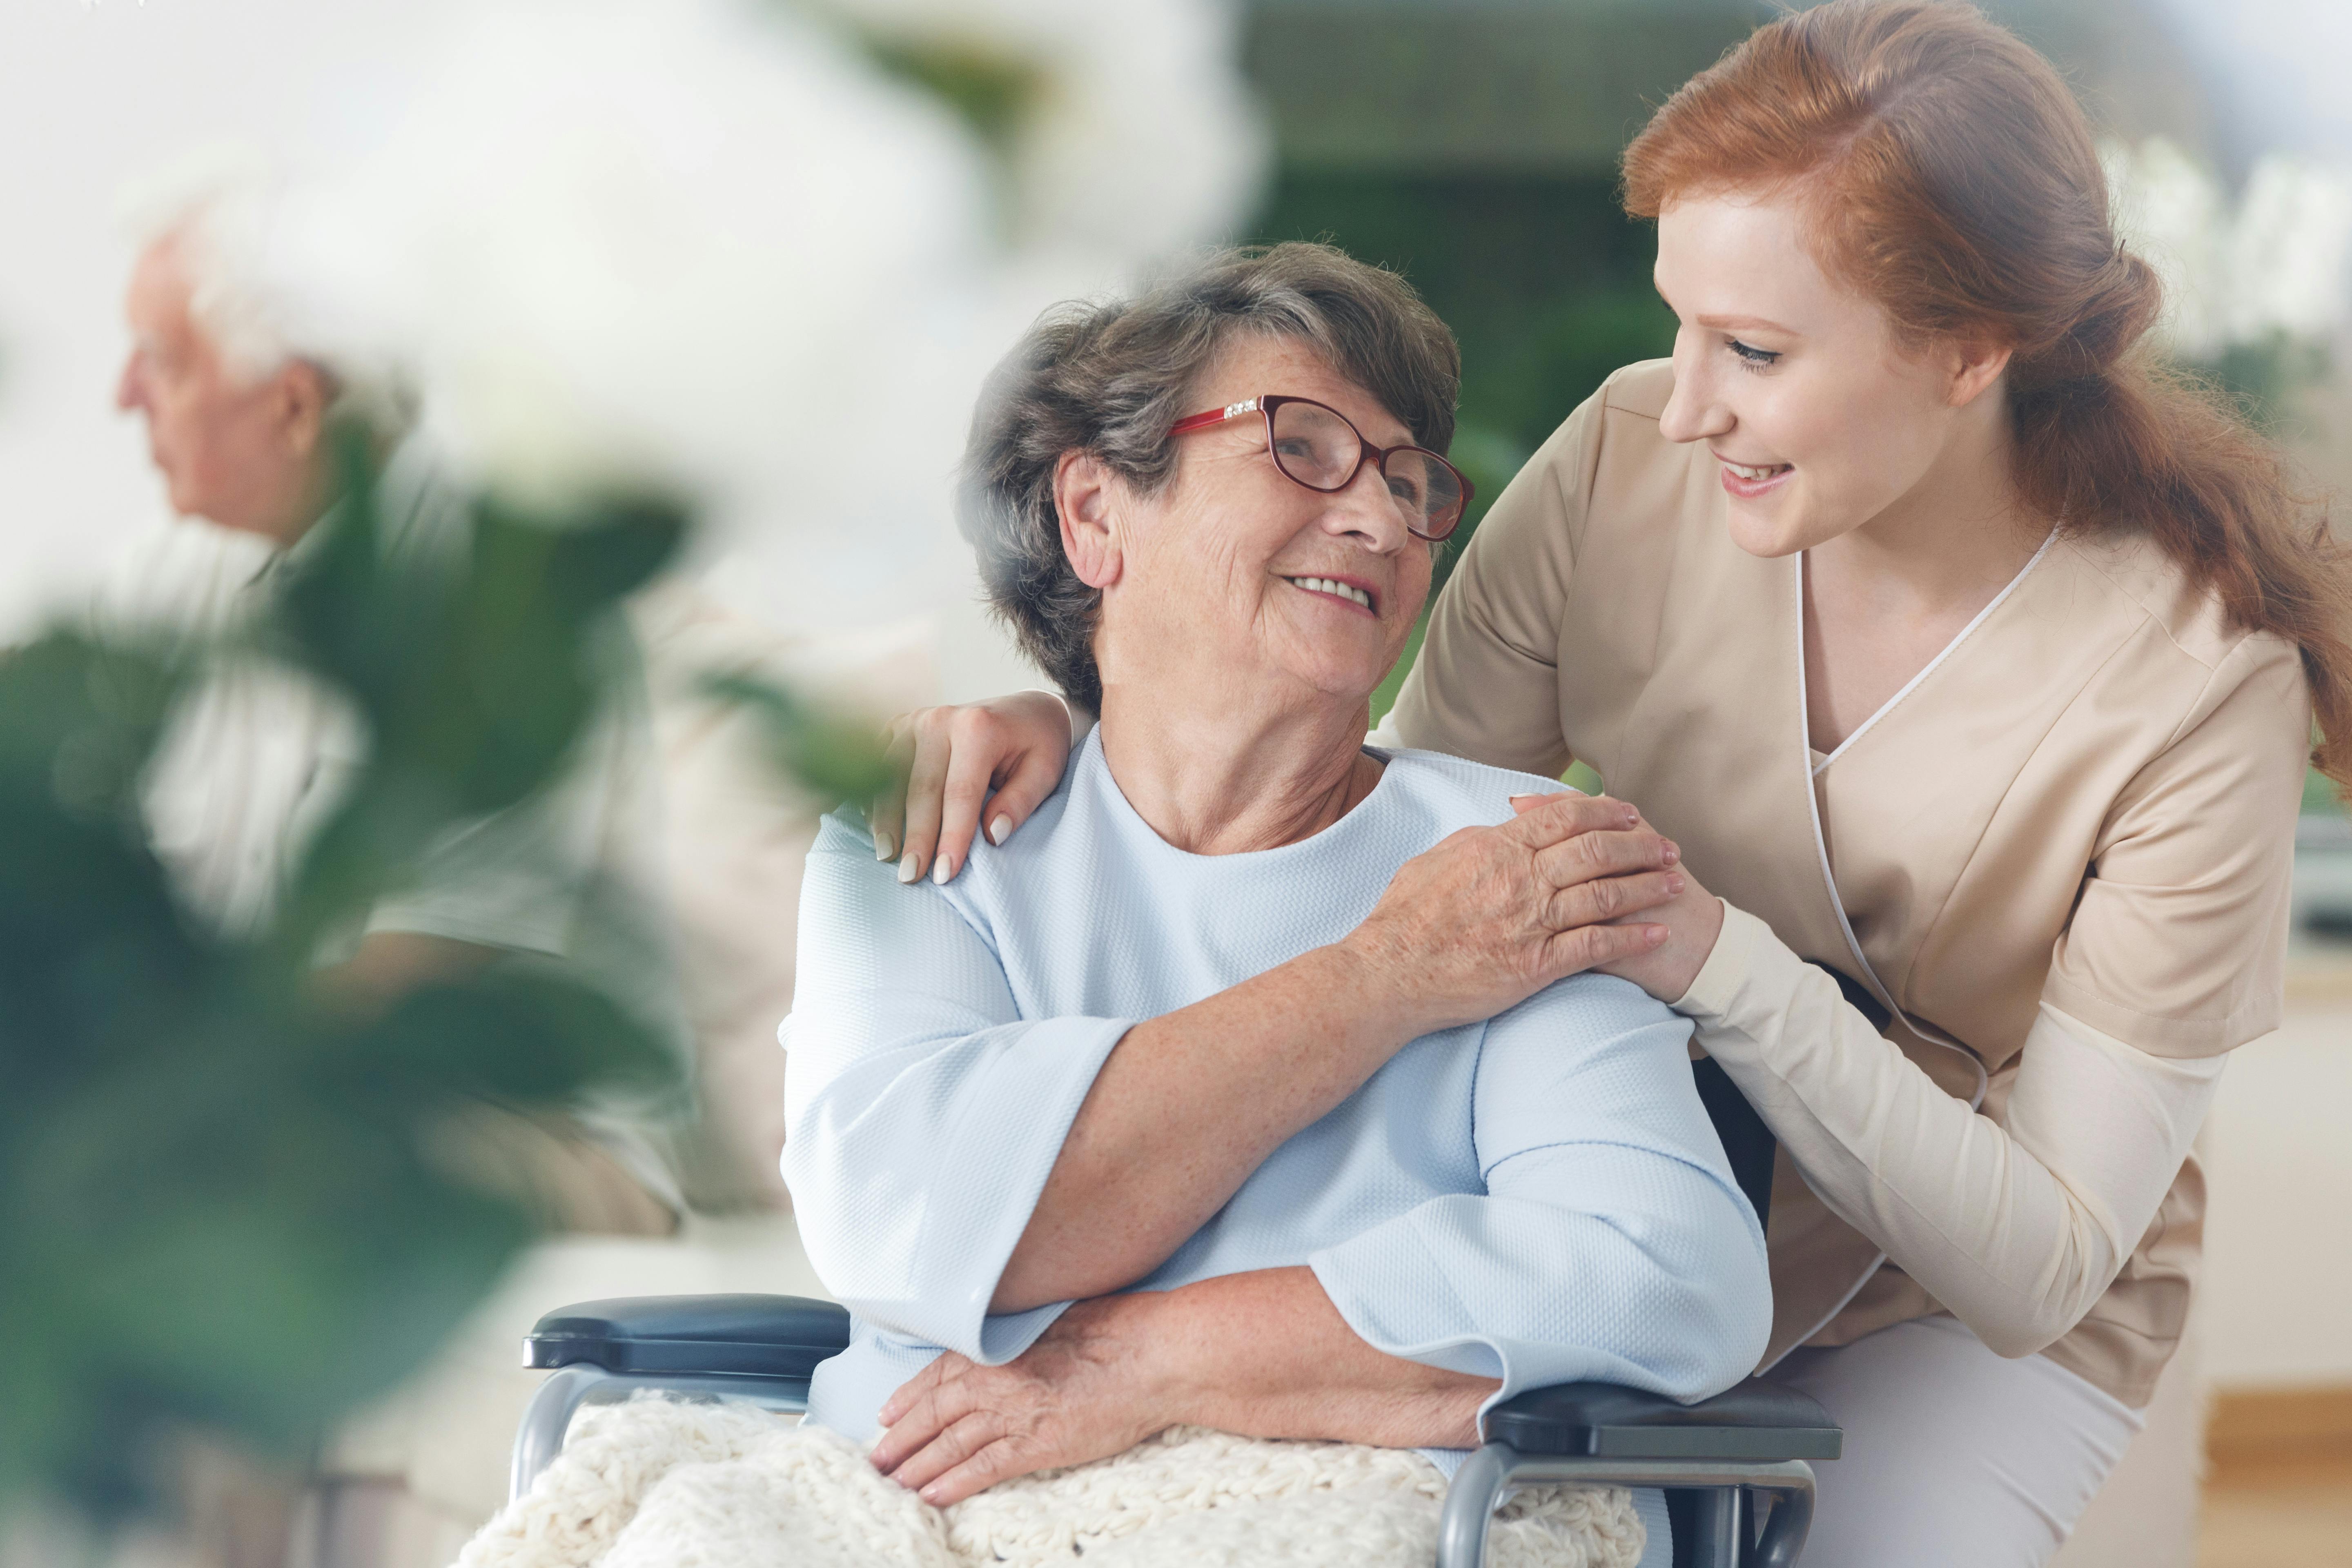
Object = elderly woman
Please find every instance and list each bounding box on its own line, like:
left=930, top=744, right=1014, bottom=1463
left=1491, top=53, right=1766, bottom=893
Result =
left=782, top=244, right=1771, bottom=1564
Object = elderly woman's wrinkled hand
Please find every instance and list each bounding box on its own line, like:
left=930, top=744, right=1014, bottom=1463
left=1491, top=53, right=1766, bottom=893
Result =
left=870, top=1294, right=1176, bottom=1508
left=1508, top=791, right=1727, bottom=1002
left=1341, top=792, right=1684, bottom=1036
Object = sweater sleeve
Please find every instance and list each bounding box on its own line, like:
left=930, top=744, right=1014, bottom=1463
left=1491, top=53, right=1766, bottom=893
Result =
left=1309, top=973, right=1773, bottom=1414
left=781, top=808, right=1133, bottom=1363
left=1673, top=903, right=2226, bottom=1359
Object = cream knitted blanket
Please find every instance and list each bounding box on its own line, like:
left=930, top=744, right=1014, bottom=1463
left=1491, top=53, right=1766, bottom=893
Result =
left=458, top=1396, right=1644, bottom=1568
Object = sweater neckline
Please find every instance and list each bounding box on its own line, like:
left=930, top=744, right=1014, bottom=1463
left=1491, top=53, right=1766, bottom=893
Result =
left=1076, top=730, right=1401, bottom=866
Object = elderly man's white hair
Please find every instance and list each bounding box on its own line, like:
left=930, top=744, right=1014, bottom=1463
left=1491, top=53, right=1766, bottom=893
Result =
left=118, top=143, right=416, bottom=432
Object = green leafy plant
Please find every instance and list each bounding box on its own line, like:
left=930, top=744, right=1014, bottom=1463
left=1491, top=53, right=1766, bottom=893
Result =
left=0, top=433, right=702, bottom=1526
left=860, top=35, right=1043, bottom=163
left=701, top=673, right=896, bottom=805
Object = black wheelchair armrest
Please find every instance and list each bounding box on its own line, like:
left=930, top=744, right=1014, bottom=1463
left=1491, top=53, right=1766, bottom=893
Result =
left=523, top=1294, right=853, bottom=1379
left=1482, top=1378, right=1842, bottom=1463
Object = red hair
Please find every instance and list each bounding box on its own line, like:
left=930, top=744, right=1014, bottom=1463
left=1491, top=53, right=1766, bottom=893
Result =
left=1624, top=0, right=2352, bottom=793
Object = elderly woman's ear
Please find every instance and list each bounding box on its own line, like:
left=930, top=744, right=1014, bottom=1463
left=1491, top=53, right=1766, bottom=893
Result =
left=1052, top=450, right=1125, bottom=591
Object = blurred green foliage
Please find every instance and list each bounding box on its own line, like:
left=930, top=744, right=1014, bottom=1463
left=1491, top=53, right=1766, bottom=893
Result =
left=817, top=3, right=1047, bottom=243
left=1254, top=169, right=1676, bottom=486
left=1264, top=167, right=1675, bottom=729
left=0, top=432, right=687, bottom=1526
left=1367, top=614, right=1423, bottom=728
left=860, top=36, right=1042, bottom=163
left=1252, top=168, right=1676, bottom=600
left=2308, top=766, right=2345, bottom=817
left=2190, top=332, right=2336, bottom=440
left=704, top=673, right=898, bottom=804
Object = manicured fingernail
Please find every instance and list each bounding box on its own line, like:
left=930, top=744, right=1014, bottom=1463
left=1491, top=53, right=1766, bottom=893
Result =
left=1662, top=842, right=1680, bottom=865
left=1509, top=793, right=1540, bottom=804
left=898, top=852, right=922, bottom=884
left=932, top=855, right=953, bottom=884
left=1648, top=926, right=1668, bottom=944
left=988, top=814, right=1013, bottom=846
left=920, top=1485, right=943, bottom=1505
left=1667, top=873, right=1686, bottom=895
left=1623, top=807, right=1640, bottom=826
left=875, top=831, right=896, bottom=862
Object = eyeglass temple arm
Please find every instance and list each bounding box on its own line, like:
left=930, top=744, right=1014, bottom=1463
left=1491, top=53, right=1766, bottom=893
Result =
left=1167, top=398, right=1262, bottom=436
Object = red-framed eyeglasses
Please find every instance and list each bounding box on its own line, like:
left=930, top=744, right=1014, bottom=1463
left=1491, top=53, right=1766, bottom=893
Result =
left=1168, top=394, right=1472, bottom=542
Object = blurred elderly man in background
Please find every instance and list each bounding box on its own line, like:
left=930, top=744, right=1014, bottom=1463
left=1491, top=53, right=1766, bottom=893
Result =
left=99, top=154, right=693, bottom=1568
left=116, top=195, right=359, bottom=549
left=105, top=156, right=684, bottom=1225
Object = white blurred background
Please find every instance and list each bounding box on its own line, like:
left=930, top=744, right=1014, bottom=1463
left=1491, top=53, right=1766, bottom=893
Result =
left=0, top=0, right=1268, bottom=699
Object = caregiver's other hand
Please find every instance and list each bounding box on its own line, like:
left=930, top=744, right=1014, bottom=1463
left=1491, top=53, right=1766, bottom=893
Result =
left=1344, top=792, right=1683, bottom=1036
left=871, top=1294, right=1171, bottom=1508
left=868, top=691, right=1075, bottom=884
left=1511, top=792, right=1724, bottom=1001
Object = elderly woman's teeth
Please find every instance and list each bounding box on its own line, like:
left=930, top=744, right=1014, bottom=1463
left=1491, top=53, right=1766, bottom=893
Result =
left=1287, top=576, right=1372, bottom=611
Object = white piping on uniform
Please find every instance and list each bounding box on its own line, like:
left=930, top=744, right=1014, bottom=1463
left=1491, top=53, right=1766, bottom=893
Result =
left=1764, top=542, right=2038, bottom=1365
left=1810, top=529, right=2057, bottom=778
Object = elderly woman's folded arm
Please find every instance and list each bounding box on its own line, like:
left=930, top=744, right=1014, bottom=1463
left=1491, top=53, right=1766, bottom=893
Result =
left=783, top=811, right=1429, bottom=1361
left=786, top=810, right=1771, bottom=1428
left=1132, top=985, right=1774, bottom=1452
left=786, top=799, right=1683, bottom=1336
left=1302, top=975, right=1774, bottom=1411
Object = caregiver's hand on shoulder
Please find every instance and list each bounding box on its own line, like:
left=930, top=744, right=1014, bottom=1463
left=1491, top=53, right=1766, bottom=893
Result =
left=870, top=1294, right=1172, bottom=1508
left=868, top=691, right=1075, bottom=882
left=1510, top=792, right=1725, bottom=1002
left=1343, top=792, right=1683, bottom=1036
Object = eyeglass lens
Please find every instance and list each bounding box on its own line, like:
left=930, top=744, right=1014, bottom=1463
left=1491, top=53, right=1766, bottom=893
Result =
left=1268, top=399, right=1464, bottom=537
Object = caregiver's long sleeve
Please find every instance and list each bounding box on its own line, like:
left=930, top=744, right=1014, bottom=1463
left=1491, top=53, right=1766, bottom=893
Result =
left=1674, top=905, right=2223, bottom=1358
left=782, top=735, right=1772, bottom=1447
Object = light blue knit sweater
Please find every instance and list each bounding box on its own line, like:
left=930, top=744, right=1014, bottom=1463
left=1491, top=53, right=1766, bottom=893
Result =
left=781, top=733, right=1772, bottom=1510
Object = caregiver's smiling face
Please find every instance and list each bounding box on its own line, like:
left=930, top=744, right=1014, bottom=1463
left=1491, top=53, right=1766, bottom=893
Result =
left=1077, top=333, right=1434, bottom=712
left=1651, top=185, right=1985, bottom=560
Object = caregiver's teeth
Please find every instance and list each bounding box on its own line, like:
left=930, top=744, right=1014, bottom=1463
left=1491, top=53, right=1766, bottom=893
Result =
left=1725, top=461, right=1787, bottom=482
left=1288, top=576, right=1372, bottom=610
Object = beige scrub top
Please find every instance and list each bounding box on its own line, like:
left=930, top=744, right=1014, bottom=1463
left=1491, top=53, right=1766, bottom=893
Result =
left=1385, top=360, right=2312, bottom=1407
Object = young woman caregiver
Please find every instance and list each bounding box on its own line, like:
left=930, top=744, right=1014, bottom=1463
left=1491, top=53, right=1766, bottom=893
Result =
left=868, top=2, right=2350, bottom=1560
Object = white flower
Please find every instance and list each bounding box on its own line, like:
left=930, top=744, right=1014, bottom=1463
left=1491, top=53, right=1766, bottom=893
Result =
left=819, top=0, right=1269, bottom=267
left=275, top=0, right=1269, bottom=657
left=2104, top=136, right=2352, bottom=359
left=287, top=0, right=993, bottom=537
left=2224, top=157, right=2352, bottom=345
left=2104, top=137, right=2228, bottom=358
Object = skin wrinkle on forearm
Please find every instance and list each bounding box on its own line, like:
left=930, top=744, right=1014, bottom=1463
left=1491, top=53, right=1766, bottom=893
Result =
left=871, top=1265, right=1496, bottom=1504
left=1161, top=1267, right=1494, bottom=1450
left=1677, top=904, right=2223, bottom=1358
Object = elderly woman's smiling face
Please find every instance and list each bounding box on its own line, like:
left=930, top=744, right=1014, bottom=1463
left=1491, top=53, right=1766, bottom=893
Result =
left=1058, top=335, right=1434, bottom=719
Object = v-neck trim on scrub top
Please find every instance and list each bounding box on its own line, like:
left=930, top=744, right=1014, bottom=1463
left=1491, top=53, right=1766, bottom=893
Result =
left=1786, top=535, right=2056, bottom=1089
left=1771, top=537, right=2051, bottom=1366
left=1805, top=528, right=2058, bottom=780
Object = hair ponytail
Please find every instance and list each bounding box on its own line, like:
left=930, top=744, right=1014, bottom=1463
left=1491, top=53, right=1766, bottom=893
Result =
left=1624, top=0, right=2352, bottom=793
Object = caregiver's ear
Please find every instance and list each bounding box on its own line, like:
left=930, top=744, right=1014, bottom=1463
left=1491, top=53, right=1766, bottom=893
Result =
left=1054, top=450, right=1124, bottom=590
left=1943, top=336, right=2015, bottom=410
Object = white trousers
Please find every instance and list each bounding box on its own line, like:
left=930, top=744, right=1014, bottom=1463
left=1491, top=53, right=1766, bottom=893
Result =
left=1768, top=1315, right=2143, bottom=1568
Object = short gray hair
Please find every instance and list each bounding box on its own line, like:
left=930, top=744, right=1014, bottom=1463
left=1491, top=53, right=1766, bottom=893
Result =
left=958, top=243, right=1461, bottom=712
left=118, top=145, right=416, bottom=434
